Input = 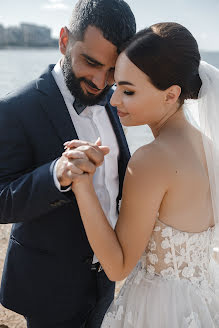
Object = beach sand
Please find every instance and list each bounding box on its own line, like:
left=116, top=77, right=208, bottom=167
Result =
left=0, top=225, right=26, bottom=327
left=0, top=225, right=124, bottom=327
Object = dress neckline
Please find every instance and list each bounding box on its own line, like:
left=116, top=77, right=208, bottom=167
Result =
left=156, top=217, right=214, bottom=234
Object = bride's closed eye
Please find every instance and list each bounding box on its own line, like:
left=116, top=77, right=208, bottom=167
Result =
left=124, top=90, right=135, bottom=96
left=113, top=83, right=135, bottom=95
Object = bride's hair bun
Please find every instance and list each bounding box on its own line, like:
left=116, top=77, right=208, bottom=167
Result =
left=188, top=73, right=202, bottom=100
left=122, top=22, right=202, bottom=105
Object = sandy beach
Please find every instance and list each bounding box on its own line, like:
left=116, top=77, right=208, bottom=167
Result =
left=0, top=225, right=26, bottom=327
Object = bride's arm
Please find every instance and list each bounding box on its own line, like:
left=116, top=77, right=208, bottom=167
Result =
left=73, top=144, right=168, bottom=281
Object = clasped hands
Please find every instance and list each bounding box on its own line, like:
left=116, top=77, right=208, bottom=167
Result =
left=56, top=138, right=109, bottom=191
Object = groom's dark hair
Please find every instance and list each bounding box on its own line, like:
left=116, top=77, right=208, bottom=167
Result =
left=68, top=0, right=136, bottom=52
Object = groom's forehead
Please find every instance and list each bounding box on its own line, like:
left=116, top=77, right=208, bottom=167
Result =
left=74, top=26, right=118, bottom=64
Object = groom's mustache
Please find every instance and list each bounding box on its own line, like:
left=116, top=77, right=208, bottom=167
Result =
left=79, top=78, right=108, bottom=91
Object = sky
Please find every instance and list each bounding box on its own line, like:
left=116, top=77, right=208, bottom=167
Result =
left=0, top=0, right=219, bottom=51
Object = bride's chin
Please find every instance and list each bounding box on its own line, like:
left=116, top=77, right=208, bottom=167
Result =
left=119, top=117, right=131, bottom=127
left=119, top=115, right=149, bottom=127
left=121, top=120, right=146, bottom=127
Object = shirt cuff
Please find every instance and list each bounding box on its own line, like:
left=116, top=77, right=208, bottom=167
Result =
left=53, top=159, right=72, bottom=192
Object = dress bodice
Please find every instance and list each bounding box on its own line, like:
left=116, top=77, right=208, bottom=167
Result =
left=144, top=218, right=214, bottom=287
left=101, top=219, right=219, bottom=328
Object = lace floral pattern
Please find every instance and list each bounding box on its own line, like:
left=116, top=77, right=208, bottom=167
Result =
left=145, top=219, right=214, bottom=302
left=184, top=312, right=201, bottom=328
left=102, top=219, right=218, bottom=328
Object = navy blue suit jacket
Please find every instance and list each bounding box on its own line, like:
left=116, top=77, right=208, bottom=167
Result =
left=0, top=65, right=130, bottom=320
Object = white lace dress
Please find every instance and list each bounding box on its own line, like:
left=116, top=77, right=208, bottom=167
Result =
left=101, top=218, right=219, bottom=328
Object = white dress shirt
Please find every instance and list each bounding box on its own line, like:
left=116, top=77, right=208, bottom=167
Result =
left=52, top=61, right=120, bottom=263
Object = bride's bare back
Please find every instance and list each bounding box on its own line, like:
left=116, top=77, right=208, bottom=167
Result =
left=144, top=110, right=214, bottom=232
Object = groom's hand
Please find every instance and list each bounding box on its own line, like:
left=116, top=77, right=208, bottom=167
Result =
left=64, top=139, right=109, bottom=167
left=56, top=149, right=88, bottom=187
left=56, top=139, right=109, bottom=187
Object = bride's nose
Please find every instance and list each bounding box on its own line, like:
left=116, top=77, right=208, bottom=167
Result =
left=110, top=89, right=122, bottom=108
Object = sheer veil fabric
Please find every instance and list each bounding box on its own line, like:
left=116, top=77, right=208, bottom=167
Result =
left=185, top=61, right=219, bottom=279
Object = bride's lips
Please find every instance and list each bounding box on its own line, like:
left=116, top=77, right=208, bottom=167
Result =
left=117, top=110, right=128, bottom=117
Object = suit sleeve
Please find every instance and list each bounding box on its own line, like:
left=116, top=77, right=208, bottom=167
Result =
left=0, top=99, right=73, bottom=224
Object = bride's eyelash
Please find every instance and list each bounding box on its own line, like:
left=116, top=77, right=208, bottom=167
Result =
left=113, top=84, right=134, bottom=95
left=124, top=90, right=135, bottom=96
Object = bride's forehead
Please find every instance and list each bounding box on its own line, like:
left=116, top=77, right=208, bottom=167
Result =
left=116, top=52, right=132, bottom=69
left=115, top=53, right=149, bottom=83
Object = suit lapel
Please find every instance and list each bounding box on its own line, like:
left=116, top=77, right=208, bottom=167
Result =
left=105, top=98, right=131, bottom=201
left=36, top=65, right=78, bottom=144
left=105, top=89, right=130, bottom=159
left=106, top=103, right=130, bottom=160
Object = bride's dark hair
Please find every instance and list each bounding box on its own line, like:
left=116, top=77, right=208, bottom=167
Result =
left=122, top=22, right=202, bottom=105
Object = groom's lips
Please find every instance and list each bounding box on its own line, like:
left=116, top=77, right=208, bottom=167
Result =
left=83, top=81, right=101, bottom=95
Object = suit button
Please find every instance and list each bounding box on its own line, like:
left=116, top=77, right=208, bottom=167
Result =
left=50, top=200, right=59, bottom=207
left=50, top=199, right=69, bottom=207
left=59, top=199, right=68, bottom=205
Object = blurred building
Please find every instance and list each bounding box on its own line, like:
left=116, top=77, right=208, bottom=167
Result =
left=0, top=23, right=58, bottom=47
left=21, top=23, right=51, bottom=46
left=6, top=26, right=24, bottom=46
left=0, top=24, right=5, bottom=46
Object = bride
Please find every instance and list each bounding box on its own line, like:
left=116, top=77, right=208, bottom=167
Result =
left=64, top=22, right=219, bottom=327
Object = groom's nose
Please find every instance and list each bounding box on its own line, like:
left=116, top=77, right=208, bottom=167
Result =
left=92, top=70, right=110, bottom=90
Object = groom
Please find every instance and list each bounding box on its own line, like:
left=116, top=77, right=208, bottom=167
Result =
left=0, top=0, right=136, bottom=327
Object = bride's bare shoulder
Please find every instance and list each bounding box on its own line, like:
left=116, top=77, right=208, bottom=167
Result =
left=128, top=140, right=171, bottom=179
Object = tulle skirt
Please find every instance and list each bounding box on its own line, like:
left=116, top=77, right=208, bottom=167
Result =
left=101, top=263, right=219, bottom=328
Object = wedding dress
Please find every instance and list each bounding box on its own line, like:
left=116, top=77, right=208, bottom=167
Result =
left=101, top=217, right=219, bottom=328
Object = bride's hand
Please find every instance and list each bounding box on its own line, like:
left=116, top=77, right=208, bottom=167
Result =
left=71, top=171, right=94, bottom=193
left=62, top=147, right=95, bottom=192
left=64, top=138, right=109, bottom=168
left=62, top=138, right=110, bottom=191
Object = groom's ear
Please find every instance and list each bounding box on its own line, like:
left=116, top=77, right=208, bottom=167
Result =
left=165, top=85, right=181, bottom=104
left=59, top=27, right=70, bottom=55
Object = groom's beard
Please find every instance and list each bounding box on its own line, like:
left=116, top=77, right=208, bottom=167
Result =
left=62, top=53, right=112, bottom=106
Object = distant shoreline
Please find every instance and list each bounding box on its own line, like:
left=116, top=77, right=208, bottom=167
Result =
left=0, top=23, right=58, bottom=49
left=0, top=45, right=58, bottom=50
left=0, top=47, right=218, bottom=53
left=201, top=50, right=219, bottom=54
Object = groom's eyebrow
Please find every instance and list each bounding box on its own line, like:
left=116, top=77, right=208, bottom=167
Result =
left=82, top=54, right=103, bottom=67
left=118, top=81, right=135, bottom=86
left=82, top=54, right=115, bottom=71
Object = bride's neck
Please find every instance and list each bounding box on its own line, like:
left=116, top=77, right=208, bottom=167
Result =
left=150, top=107, right=186, bottom=138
